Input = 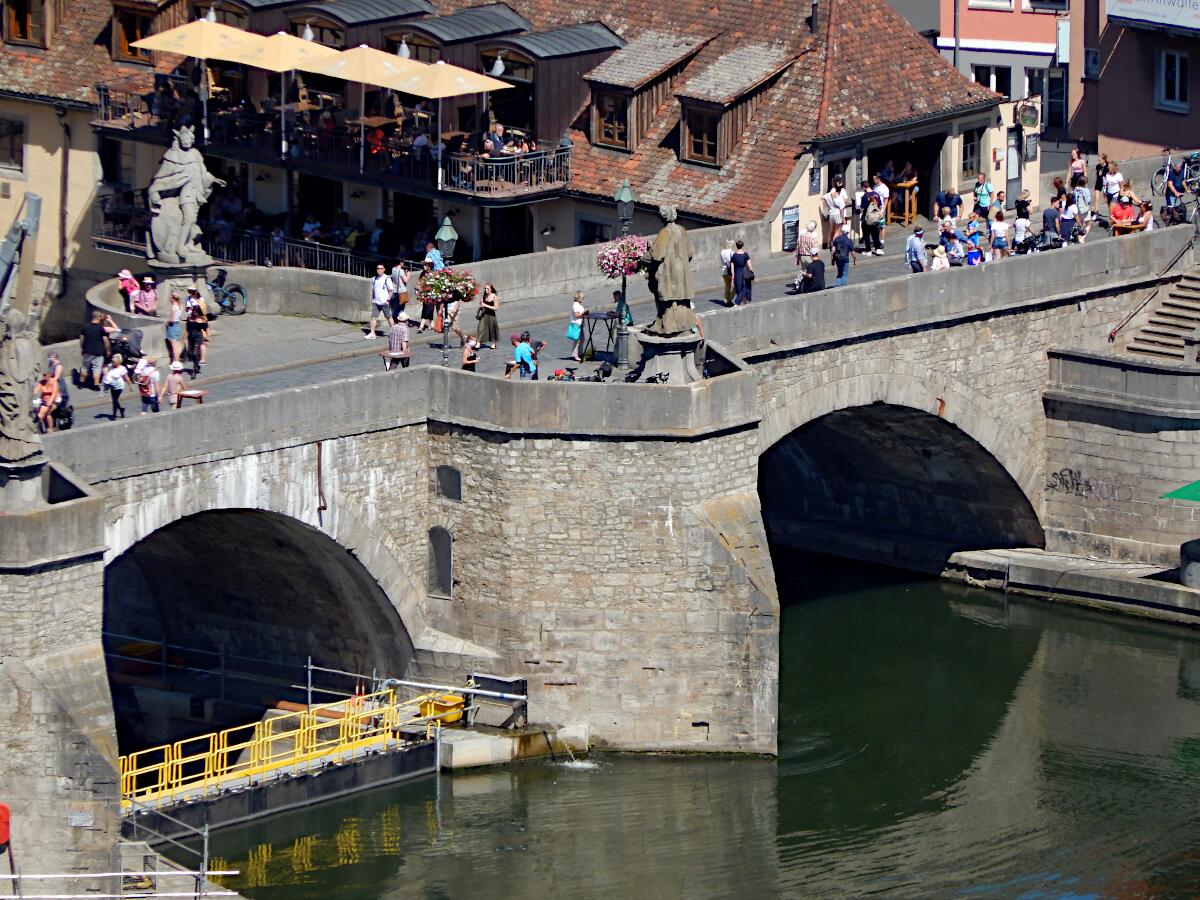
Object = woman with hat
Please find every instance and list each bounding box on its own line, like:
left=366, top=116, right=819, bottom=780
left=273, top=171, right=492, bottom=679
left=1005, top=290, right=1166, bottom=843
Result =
left=162, top=361, right=187, bottom=409
left=931, top=245, right=950, bottom=271
left=134, top=275, right=158, bottom=316
left=117, top=269, right=139, bottom=313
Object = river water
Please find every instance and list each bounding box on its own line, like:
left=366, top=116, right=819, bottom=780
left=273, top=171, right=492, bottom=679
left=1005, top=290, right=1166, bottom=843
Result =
left=201, top=556, right=1200, bottom=898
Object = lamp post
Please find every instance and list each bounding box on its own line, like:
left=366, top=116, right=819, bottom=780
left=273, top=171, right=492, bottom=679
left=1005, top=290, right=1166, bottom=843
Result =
left=614, top=178, right=635, bottom=368
left=435, top=215, right=458, bottom=265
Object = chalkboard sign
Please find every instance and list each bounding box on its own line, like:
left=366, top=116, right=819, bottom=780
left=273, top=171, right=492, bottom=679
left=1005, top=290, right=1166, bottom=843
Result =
left=1024, top=133, right=1039, bottom=163
left=781, top=205, right=800, bottom=253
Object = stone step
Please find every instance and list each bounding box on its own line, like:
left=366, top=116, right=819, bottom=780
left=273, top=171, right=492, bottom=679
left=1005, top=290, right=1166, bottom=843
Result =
left=1154, top=306, right=1200, bottom=324
left=1128, top=340, right=1187, bottom=360
left=1169, top=282, right=1200, bottom=296
left=1140, top=325, right=1192, bottom=340
left=1163, top=293, right=1200, bottom=309
left=1133, top=331, right=1186, bottom=348
left=1147, top=316, right=1196, bottom=333
left=1179, top=273, right=1200, bottom=287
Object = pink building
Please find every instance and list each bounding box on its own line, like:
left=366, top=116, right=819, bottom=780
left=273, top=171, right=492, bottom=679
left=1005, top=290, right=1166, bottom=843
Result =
left=1070, top=0, right=1200, bottom=159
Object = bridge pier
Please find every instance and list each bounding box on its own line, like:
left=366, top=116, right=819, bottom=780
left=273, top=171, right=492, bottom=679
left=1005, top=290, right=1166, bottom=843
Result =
left=0, top=464, right=119, bottom=882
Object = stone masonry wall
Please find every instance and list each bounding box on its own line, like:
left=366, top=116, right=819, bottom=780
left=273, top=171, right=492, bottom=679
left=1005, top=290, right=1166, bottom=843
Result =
left=1043, top=402, right=1200, bottom=566
left=425, top=424, right=777, bottom=753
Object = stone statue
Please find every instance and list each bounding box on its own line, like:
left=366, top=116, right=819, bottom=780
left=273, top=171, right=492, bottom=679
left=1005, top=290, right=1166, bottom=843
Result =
left=645, top=205, right=695, bottom=336
left=147, top=125, right=225, bottom=266
left=0, top=275, right=43, bottom=465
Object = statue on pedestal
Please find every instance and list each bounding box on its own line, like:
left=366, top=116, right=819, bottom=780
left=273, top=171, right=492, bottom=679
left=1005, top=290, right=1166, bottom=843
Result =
left=0, top=287, right=42, bottom=465
left=147, top=125, right=224, bottom=266
left=645, top=205, right=695, bottom=337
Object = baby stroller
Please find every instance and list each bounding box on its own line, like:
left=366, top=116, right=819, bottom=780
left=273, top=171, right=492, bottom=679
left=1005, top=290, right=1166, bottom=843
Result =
left=110, top=327, right=144, bottom=361
left=1012, top=233, right=1041, bottom=255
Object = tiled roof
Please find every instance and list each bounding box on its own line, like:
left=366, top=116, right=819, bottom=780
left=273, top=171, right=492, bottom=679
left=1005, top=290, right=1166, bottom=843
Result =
left=497, top=22, right=623, bottom=59
left=675, top=43, right=794, bottom=105
left=815, top=0, right=997, bottom=138
left=407, top=3, right=530, bottom=45
left=0, top=0, right=154, bottom=106
left=297, top=0, right=435, bottom=26
left=584, top=30, right=711, bottom=90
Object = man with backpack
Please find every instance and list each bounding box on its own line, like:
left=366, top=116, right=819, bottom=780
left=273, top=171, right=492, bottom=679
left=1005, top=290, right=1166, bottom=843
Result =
left=831, top=230, right=856, bottom=286
left=861, top=195, right=884, bottom=255
left=135, top=356, right=161, bottom=414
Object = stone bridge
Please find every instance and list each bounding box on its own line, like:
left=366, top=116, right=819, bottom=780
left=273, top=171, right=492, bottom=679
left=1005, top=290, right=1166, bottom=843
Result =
left=6, top=225, right=1199, bottom=876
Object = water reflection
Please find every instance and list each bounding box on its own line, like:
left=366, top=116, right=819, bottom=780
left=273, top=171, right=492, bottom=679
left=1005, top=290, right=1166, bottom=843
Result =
left=200, top=555, right=1200, bottom=898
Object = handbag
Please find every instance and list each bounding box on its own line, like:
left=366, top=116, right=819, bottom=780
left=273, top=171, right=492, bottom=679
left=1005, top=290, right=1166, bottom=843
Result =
left=745, top=269, right=755, bottom=283
left=566, top=321, right=582, bottom=341
left=434, top=311, right=444, bottom=333
left=475, top=307, right=484, bottom=320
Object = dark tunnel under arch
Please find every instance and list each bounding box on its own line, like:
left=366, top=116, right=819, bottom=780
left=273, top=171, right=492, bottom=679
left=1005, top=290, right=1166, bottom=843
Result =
left=759, top=402, right=1044, bottom=571
left=103, top=509, right=415, bottom=752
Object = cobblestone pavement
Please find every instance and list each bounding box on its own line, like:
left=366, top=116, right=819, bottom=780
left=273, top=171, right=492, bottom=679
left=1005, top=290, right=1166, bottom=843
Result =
left=60, top=227, right=1111, bottom=430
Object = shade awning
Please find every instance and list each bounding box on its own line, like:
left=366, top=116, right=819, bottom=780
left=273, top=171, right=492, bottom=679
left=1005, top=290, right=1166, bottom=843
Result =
left=131, top=19, right=269, bottom=62
left=303, top=43, right=424, bottom=88
left=1162, top=480, right=1200, bottom=501
left=237, top=31, right=339, bottom=72
left=385, top=60, right=511, bottom=100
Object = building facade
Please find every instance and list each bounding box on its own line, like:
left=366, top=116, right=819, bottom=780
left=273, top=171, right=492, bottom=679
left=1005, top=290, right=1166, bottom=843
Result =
left=1069, top=0, right=1200, bottom=159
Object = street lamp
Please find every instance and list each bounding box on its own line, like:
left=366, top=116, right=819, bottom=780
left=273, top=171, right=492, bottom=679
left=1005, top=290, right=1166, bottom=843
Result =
left=614, top=178, right=635, bottom=368
left=435, top=216, right=458, bottom=264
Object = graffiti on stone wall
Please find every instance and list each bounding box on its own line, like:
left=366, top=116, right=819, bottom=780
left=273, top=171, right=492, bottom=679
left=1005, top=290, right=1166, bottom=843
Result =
left=1044, top=468, right=1134, bottom=502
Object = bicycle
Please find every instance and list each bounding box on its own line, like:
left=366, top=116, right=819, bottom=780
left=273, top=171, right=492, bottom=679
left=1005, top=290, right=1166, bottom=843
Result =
left=206, top=267, right=247, bottom=315
left=1151, top=147, right=1200, bottom=196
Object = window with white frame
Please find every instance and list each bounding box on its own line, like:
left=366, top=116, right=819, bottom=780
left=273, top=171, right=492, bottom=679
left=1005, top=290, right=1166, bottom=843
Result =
left=968, top=0, right=1013, bottom=9
left=961, top=127, right=984, bottom=180
left=1157, top=48, right=1189, bottom=113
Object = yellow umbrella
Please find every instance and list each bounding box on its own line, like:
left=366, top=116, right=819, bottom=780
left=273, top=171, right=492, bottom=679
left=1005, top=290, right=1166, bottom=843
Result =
left=237, top=32, right=339, bottom=159
left=384, top=60, right=512, bottom=187
left=132, top=20, right=268, bottom=142
left=385, top=59, right=511, bottom=100
left=305, top=45, right=425, bottom=172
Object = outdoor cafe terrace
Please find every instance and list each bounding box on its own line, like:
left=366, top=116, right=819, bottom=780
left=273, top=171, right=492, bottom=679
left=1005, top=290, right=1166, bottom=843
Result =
left=93, top=75, right=571, bottom=204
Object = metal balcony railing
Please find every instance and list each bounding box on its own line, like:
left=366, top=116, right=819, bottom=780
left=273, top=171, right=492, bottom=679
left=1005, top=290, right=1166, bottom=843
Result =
left=91, top=195, right=381, bottom=277
left=94, top=81, right=571, bottom=200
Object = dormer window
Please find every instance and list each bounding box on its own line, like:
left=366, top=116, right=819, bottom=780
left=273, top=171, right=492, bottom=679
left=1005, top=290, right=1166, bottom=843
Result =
left=594, top=90, right=630, bottom=150
left=113, top=4, right=152, bottom=63
left=682, top=105, right=719, bottom=165
left=194, top=2, right=248, bottom=29
left=4, top=0, right=44, bottom=47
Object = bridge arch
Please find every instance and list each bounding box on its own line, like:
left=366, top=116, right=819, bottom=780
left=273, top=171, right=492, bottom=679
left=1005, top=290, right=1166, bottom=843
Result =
left=758, top=371, right=1044, bottom=569
left=104, top=507, right=417, bottom=752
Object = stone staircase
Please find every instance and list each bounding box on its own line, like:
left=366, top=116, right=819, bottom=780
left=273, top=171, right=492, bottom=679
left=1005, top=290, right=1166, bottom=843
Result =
left=1127, top=272, right=1200, bottom=362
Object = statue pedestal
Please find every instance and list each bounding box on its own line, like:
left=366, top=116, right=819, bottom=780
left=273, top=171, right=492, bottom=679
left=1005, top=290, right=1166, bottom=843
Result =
left=146, top=261, right=216, bottom=315
left=633, top=328, right=703, bottom=384
left=0, top=458, right=48, bottom=510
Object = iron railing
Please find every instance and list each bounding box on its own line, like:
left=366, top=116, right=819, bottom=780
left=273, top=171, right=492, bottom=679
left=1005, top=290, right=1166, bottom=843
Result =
left=93, top=81, right=571, bottom=199
left=90, top=198, right=381, bottom=277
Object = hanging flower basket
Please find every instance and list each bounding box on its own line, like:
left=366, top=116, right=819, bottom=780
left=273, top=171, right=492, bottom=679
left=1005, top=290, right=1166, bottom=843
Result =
left=416, top=268, right=479, bottom=305
left=596, top=234, right=649, bottom=279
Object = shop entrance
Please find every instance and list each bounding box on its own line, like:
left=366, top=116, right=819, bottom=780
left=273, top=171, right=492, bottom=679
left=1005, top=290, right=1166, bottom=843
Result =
left=867, top=133, right=948, bottom=219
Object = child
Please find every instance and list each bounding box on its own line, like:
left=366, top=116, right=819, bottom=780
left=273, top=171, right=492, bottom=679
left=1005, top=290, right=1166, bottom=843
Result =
left=117, top=269, right=139, bottom=313
left=102, top=353, right=131, bottom=419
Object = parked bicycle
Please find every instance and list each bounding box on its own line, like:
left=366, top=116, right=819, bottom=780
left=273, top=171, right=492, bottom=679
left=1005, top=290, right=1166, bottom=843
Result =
left=207, top=267, right=247, bottom=315
left=1151, top=147, right=1200, bottom=196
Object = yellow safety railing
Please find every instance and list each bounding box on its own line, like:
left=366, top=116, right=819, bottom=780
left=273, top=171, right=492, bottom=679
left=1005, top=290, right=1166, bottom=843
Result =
left=119, top=688, right=463, bottom=811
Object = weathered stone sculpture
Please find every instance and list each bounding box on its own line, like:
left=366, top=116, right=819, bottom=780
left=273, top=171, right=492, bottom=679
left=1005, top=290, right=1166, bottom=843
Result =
left=0, top=285, right=42, bottom=465
left=147, top=125, right=225, bottom=266
left=645, top=204, right=695, bottom=337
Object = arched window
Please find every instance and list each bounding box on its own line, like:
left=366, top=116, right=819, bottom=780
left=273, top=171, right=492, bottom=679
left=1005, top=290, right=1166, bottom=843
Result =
left=193, top=1, right=248, bottom=29
left=428, top=527, right=453, bottom=598
left=435, top=465, right=462, bottom=502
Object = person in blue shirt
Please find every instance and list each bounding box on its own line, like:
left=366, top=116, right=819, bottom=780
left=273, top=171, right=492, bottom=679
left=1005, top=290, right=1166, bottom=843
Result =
left=1166, top=161, right=1188, bottom=208
left=934, top=187, right=962, bottom=221
left=513, top=330, right=538, bottom=379
left=972, top=173, right=994, bottom=217
left=424, top=242, right=446, bottom=271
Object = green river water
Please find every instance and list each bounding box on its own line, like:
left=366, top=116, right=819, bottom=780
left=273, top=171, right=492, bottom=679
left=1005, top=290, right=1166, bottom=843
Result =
left=197, top=556, right=1200, bottom=898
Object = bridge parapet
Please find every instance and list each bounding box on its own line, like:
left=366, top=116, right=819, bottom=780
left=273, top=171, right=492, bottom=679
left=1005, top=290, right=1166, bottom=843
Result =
left=705, top=228, right=1195, bottom=359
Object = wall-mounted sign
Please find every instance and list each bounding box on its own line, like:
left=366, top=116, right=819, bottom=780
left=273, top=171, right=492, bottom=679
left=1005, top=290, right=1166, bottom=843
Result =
left=1024, top=133, right=1040, bottom=163
left=1107, top=0, right=1200, bottom=33
left=1015, top=102, right=1041, bottom=129
left=781, top=205, right=800, bottom=253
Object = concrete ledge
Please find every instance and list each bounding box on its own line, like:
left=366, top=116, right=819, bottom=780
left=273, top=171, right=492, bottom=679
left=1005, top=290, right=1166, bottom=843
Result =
left=0, top=463, right=107, bottom=571
left=944, top=548, right=1200, bottom=625
left=1047, top=347, right=1200, bottom=420
left=47, top=363, right=760, bottom=484
left=705, top=227, right=1194, bottom=356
